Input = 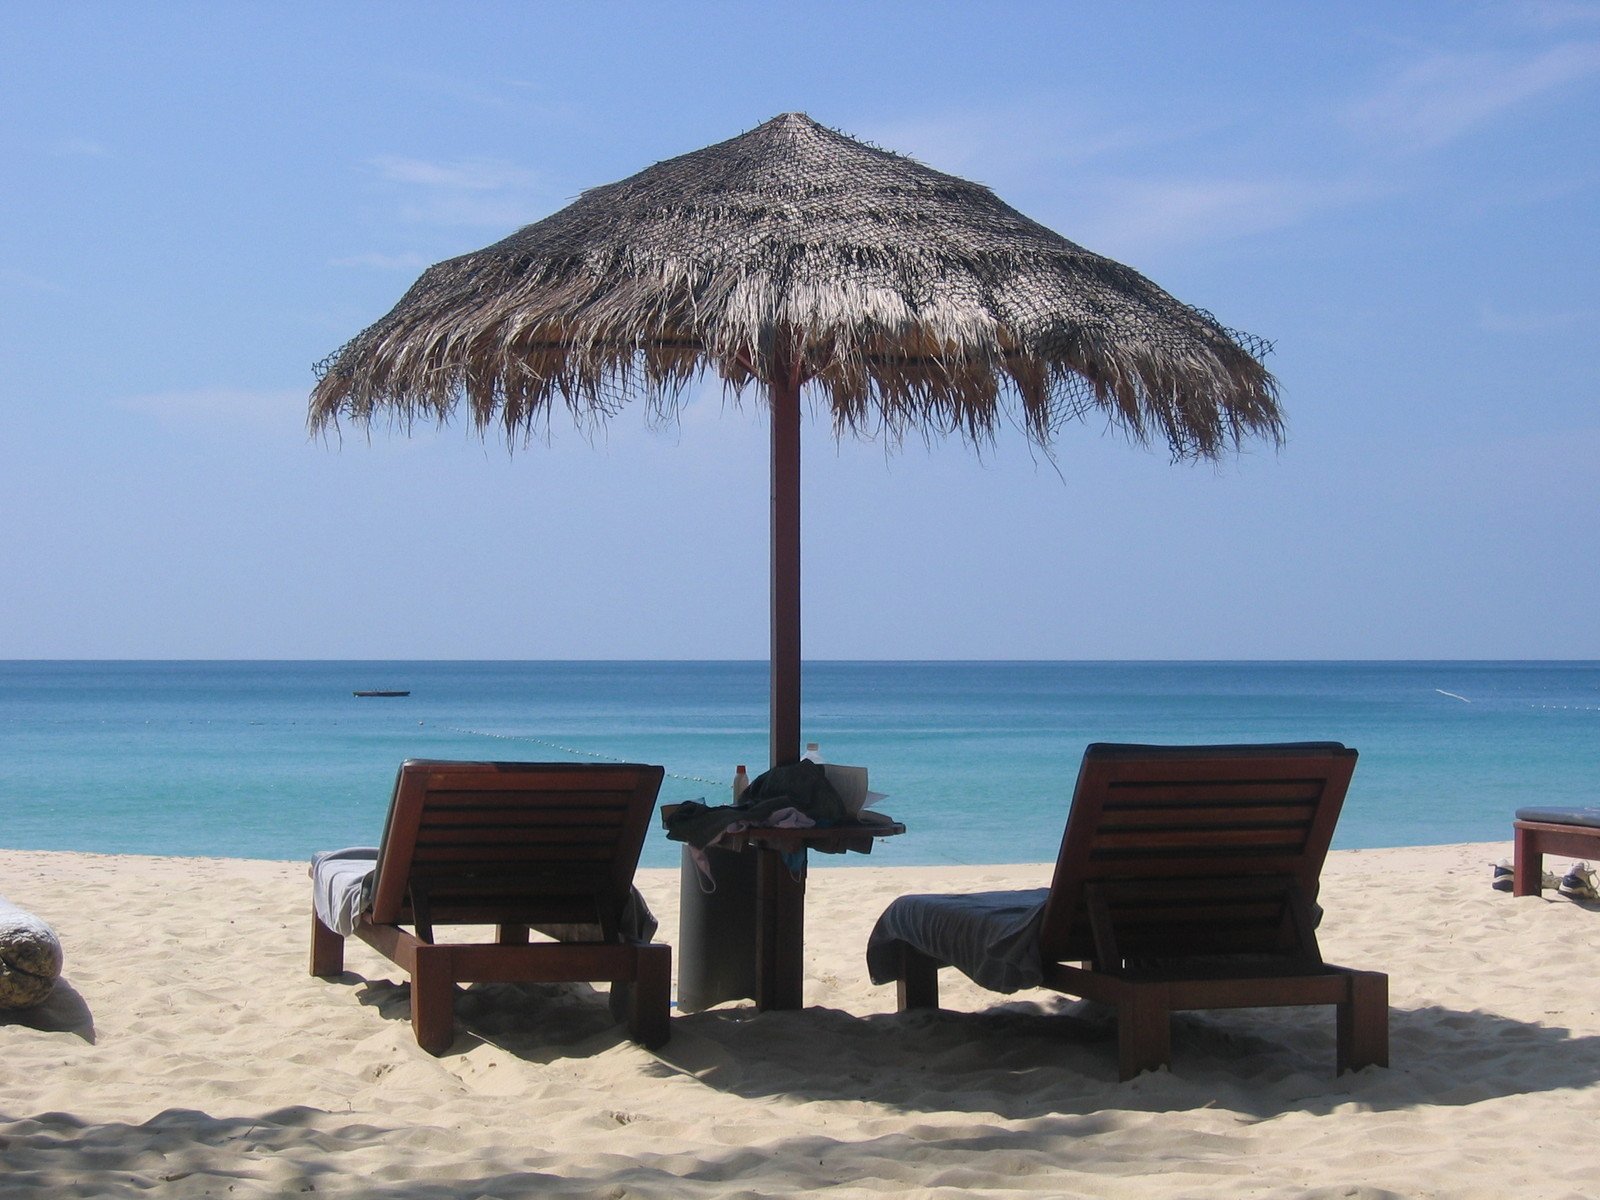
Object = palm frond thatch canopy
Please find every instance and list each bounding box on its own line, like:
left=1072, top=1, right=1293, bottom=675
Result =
left=310, top=112, right=1281, bottom=458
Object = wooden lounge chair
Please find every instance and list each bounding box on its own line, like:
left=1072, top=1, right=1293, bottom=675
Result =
left=876, top=743, right=1387, bottom=1080
left=310, top=760, right=670, bottom=1053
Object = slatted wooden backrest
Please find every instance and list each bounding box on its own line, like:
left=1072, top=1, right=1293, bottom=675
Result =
left=368, top=761, right=664, bottom=934
left=1037, top=743, right=1357, bottom=966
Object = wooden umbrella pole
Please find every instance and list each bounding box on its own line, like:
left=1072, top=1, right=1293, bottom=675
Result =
left=768, top=359, right=802, bottom=769
left=760, top=354, right=807, bottom=1011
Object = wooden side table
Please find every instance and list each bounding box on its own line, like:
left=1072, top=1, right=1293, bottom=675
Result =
left=668, top=809, right=906, bottom=1010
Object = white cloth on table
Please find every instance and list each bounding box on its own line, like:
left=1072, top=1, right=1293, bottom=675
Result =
left=865, top=887, right=1049, bottom=993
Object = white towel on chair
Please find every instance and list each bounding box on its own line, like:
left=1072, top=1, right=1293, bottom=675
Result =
left=309, top=847, right=379, bottom=936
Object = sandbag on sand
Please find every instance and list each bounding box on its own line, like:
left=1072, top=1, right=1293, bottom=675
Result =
left=0, top=893, right=62, bottom=1008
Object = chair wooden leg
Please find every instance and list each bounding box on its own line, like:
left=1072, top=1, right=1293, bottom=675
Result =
left=627, top=943, right=672, bottom=1049
left=311, top=911, right=345, bottom=977
left=1337, top=970, right=1389, bottom=1073
left=410, top=946, right=457, bottom=1055
left=1513, top=825, right=1541, bottom=896
left=1117, top=986, right=1172, bottom=1081
left=897, top=945, right=941, bottom=1010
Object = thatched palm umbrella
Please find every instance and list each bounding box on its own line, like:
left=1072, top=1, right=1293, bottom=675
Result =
left=311, top=112, right=1282, bottom=768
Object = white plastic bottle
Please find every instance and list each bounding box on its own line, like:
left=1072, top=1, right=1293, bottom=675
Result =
left=803, top=742, right=822, bottom=763
left=732, top=764, right=750, bottom=802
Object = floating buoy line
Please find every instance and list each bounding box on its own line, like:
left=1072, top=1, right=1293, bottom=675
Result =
left=445, top=725, right=724, bottom=789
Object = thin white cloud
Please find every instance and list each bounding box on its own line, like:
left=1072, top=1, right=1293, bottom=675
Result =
left=402, top=69, right=581, bottom=120
left=328, top=251, right=436, bottom=271
left=396, top=194, right=542, bottom=230
left=114, top=388, right=306, bottom=432
left=51, top=137, right=110, bottom=158
left=367, top=155, right=538, bottom=192
left=852, top=105, right=1316, bottom=260
left=1478, top=302, right=1600, bottom=334
left=1519, top=0, right=1600, bottom=28
left=857, top=107, right=1203, bottom=180
left=1067, top=175, right=1383, bottom=260
left=855, top=113, right=1017, bottom=175
left=1348, top=41, right=1600, bottom=149
left=1, top=268, right=69, bottom=295
left=364, top=154, right=549, bottom=229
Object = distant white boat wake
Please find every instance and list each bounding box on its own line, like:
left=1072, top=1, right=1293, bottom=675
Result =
left=1436, top=689, right=1472, bottom=703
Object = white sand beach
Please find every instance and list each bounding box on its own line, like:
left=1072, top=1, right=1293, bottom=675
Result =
left=4, top=843, right=1600, bottom=1198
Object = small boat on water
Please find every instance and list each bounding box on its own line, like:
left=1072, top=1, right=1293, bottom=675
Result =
left=353, top=690, right=410, bottom=698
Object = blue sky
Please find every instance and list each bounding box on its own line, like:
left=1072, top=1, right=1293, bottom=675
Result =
left=3, top=2, right=1597, bottom=659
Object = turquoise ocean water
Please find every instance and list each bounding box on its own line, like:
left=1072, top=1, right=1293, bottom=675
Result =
left=3, top=660, right=1597, bottom=868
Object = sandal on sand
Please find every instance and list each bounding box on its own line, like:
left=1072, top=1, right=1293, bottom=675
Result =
left=1490, top=861, right=1562, bottom=892
left=1558, top=862, right=1599, bottom=901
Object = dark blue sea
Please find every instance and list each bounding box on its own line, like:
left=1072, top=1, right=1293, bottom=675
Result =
left=2, top=661, right=1596, bottom=867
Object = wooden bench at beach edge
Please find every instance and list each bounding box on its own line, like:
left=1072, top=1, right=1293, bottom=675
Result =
left=1513, top=806, right=1600, bottom=897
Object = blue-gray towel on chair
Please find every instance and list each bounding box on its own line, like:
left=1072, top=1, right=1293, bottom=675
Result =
left=1516, top=806, right=1600, bottom=828
left=866, top=888, right=1049, bottom=993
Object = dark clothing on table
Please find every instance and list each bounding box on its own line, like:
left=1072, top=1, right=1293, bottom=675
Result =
left=664, top=759, right=847, bottom=849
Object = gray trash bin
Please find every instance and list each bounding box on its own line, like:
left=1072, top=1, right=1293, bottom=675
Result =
left=675, top=844, right=758, bottom=1012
